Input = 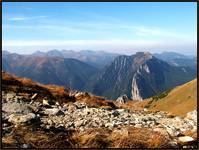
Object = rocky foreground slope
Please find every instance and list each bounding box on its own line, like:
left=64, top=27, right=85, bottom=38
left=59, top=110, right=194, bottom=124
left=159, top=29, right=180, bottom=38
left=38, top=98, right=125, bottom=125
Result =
left=1, top=72, right=198, bottom=148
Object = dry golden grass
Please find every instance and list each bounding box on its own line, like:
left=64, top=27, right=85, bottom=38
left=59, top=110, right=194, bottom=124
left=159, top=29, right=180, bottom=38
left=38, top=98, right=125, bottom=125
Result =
left=109, top=126, right=172, bottom=148
left=116, top=100, right=149, bottom=111
left=43, top=84, right=67, bottom=95
left=72, top=126, right=173, bottom=148
left=73, top=128, right=110, bottom=148
left=3, top=72, right=69, bottom=96
left=135, top=79, right=197, bottom=117
left=117, top=79, right=197, bottom=117
left=149, top=79, right=197, bottom=117
left=4, top=124, right=196, bottom=148
left=3, top=71, right=43, bottom=89
left=2, top=135, right=16, bottom=146
left=2, top=124, right=75, bottom=148
left=3, top=124, right=174, bottom=148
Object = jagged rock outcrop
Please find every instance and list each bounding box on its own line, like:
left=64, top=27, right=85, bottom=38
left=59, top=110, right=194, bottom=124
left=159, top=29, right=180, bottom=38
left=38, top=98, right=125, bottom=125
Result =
left=116, top=94, right=130, bottom=103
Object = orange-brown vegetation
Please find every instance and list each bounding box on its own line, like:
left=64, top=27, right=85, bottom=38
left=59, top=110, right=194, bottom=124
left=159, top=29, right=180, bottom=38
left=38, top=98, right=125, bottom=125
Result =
left=2, top=71, right=115, bottom=107
left=2, top=124, right=174, bottom=148
left=2, top=71, right=74, bottom=104
left=2, top=125, right=75, bottom=148
left=75, top=93, right=117, bottom=109
left=116, top=100, right=148, bottom=111
left=107, top=126, right=172, bottom=148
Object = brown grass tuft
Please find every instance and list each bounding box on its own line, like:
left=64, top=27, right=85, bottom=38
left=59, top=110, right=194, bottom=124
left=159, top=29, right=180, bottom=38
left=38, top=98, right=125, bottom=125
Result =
left=74, top=128, right=110, bottom=148
left=108, top=126, right=172, bottom=148
left=3, top=124, right=176, bottom=148
left=72, top=126, right=174, bottom=148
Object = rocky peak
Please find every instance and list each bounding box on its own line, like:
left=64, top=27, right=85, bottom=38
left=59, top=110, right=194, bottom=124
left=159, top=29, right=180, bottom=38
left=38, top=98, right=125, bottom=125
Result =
left=132, top=52, right=153, bottom=68
left=134, top=52, right=153, bottom=58
left=110, top=52, right=153, bottom=73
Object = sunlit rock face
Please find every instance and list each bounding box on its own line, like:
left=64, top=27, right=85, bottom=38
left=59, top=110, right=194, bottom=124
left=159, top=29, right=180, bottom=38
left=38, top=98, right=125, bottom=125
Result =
left=131, top=74, right=142, bottom=101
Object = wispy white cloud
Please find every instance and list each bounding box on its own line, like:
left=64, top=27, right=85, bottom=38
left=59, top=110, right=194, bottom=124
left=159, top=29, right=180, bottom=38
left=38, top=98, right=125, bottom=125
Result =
left=3, top=13, right=196, bottom=55
left=3, top=24, right=90, bottom=35
left=67, top=11, right=190, bottom=39
left=8, top=17, right=26, bottom=21
left=8, top=15, right=47, bottom=21
left=115, top=25, right=187, bottom=38
left=3, top=10, right=191, bottom=40
left=3, top=21, right=190, bottom=40
left=133, top=26, right=180, bottom=38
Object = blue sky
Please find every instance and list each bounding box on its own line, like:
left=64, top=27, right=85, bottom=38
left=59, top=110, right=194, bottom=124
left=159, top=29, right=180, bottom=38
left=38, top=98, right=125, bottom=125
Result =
left=2, top=2, right=197, bottom=55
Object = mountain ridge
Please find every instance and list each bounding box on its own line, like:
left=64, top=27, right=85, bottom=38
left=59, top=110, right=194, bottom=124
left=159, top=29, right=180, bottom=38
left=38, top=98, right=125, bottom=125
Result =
left=3, top=51, right=196, bottom=100
left=2, top=53, right=98, bottom=90
left=85, top=52, right=196, bottom=100
left=31, top=49, right=119, bottom=69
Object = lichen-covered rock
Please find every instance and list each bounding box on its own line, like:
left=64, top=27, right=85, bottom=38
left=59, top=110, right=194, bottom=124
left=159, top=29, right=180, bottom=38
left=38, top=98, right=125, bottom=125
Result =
left=43, top=108, right=65, bottom=116
left=8, top=113, right=36, bottom=124
left=3, top=102, right=33, bottom=114
left=186, top=110, right=197, bottom=122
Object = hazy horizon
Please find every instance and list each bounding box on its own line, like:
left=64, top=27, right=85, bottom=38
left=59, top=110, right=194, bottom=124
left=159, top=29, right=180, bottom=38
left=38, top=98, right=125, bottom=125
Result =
left=3, top=49, right=197, bottom=57
left=3, top=2, right=197, bottom=55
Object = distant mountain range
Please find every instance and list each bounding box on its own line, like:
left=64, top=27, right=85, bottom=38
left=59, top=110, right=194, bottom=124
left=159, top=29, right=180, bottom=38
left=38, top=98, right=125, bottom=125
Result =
left=2, top=52, right=98, bottom=90
left=31, top=50, right=119, bottom=69
left=2, top=50, right=197, bottom=100
left=154, top=52, right=197, bottom=67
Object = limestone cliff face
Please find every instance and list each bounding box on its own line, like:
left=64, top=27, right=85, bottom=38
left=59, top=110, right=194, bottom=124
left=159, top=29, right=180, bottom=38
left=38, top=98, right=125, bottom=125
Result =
left=131, top=73, right=142, bottom=101
left=131, top=61, right=152, bottom=101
